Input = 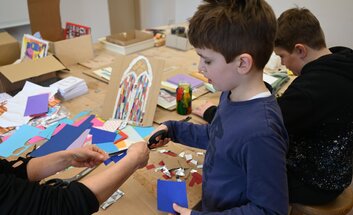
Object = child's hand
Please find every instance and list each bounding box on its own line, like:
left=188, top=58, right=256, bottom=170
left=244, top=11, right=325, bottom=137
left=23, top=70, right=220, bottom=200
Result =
left=148, top=124, right=170, bottom=149
left=172, top=203, right=191, bottom=215
left=192, top=101, right=215, bottom=118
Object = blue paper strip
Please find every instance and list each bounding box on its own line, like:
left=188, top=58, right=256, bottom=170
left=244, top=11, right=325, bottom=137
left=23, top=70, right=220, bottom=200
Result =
left=104, top=151, right=127, bottom=165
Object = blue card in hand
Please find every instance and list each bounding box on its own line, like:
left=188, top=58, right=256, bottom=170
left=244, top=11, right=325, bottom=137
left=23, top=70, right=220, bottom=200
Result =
left=157, top=179, right=188, bottom=214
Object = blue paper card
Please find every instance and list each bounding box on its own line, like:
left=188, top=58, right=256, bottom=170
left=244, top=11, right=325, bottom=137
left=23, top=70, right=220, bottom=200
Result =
left=104, top=151, right=127, bottom=165
left=132, top=126, right=154, bottom=138
left=157, top=180, right=188, bottom=214
left=24, top=93, right=49, bottom=116
left=90, top=127, right=117, bottom=144
left=95, top=142, right=118, bottom=154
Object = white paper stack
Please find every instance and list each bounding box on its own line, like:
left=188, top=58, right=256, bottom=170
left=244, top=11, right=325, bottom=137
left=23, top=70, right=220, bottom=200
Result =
left=50, top=76, right=88, bottom=101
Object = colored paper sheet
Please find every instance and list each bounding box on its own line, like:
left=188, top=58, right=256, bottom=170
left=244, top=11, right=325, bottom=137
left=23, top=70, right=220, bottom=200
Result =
left=132, top=126, right=154, bottom=138
left=114, top=133, right=122, bottom=141
left=114, top=130, right=127, bottom=142
left=28, top=136, right=45, bottom=144
left=38, top=123, right=60, bottom=139
left=90, top=127, right=117, bottom=144
left=104, top=151, right=127, bottom=165
left=72, top=110, right=91, bottom=121
left=91, top=117, right=105, bottom=127
left=24, top=93, right=49, bottom=116
left=167, top=74, right=204, bottom=89
left=120, top=125, right=144, bottom=148
left=67, top=129, right=90, bottom=150
left=157, top=180, right=188, bottom=214
left=95, top=142, right=118, bottom=154
left=115, top=140, right=127, bottom=150
left=0, top=125, right=42, bottom=157
left=30, top=124, right=89, bottom=157
left=75, top=115, right=95, bottom=130
left=101, top=119, right=122, bottom=132
left=52, top=123, right=67, bottom=136
left=73, top=115, right=90, bottom=126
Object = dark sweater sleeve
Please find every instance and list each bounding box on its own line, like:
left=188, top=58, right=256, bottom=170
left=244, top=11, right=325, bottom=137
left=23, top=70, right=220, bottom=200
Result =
left=203, top=105, right=217, bottom=123
left=0, top=159, right=99, bottom=215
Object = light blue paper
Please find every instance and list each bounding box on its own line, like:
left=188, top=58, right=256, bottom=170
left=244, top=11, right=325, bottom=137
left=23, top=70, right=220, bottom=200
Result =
left=0, top=125, right=42, bottom=157
left=95, top=142, right=118, bottom=154
left=39, top=118, right=73, bottom=139
left=132, top=126, right=154, bottom=138
left=72, top=110, right=91, bottom=121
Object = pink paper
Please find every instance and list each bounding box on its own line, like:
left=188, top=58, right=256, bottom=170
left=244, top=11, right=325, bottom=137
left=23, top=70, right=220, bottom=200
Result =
left=52, top=123, right=67, bottom=136
left=91, top=117, right=105, bottom=127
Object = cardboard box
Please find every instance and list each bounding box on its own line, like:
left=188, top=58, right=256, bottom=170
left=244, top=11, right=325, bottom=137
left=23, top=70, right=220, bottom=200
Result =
left=49, top=34, right=94, bottom=67
left=106, top=30, right=153, bottom=46
left=166, top=34, right=193, bottom=51
left=100, top=30, right=154, bottom=55
left=0, top=32, right=20, bottom=66
left=0, top=55, right=66, bottom=93
left=28, top=0, right=94, bottom=67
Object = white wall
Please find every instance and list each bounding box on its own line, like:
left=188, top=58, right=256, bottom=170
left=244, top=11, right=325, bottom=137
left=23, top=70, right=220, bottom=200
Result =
left=138, top=0, right=176, bottom=29
left=266, top=0, right=353, bottom=49
left=1, top=0, right=110, bottom=42
left=139, top=0, right=353, bottom=49
left=2, top=0, right=352, bottom=48
left=60, top=0, right=110, bottom=42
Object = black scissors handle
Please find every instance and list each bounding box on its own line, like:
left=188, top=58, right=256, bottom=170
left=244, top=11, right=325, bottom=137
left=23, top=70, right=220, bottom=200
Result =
left=148, top=130, right=168, bottom=149
left=45, top=178, right=70, bottom=188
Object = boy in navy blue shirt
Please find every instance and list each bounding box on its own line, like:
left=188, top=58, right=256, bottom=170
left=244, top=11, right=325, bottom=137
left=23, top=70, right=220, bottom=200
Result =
left=151, top=0, right=289, bottom=214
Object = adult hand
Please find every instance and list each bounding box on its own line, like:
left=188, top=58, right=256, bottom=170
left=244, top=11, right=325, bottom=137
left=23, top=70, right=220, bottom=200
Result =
left=173, top=203, right=192, bottom=215
left=148, top=124, right=170, bottom=149
left=192, top=101, right=215, bottom=118
left=70, top=144, right=109, bottom=168
left=126, top=141, right=150, bottom=169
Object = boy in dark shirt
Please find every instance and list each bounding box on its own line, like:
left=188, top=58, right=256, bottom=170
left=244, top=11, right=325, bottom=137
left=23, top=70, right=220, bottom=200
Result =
left=195, top=7, right=353, bottom=205
left=151, top=0, right=289, bottom=214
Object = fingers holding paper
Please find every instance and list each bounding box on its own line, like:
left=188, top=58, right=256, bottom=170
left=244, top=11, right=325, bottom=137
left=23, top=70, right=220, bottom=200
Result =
left=126, top=141, right=150, bottom=169
left=173, top=203, right=192, bottom=215
left=70, top=144, right=109, bottom=168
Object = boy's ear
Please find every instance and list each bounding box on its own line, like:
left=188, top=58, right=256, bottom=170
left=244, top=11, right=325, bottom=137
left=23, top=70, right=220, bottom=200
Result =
left=236, top=53, right=253, bottom=75
left=294, top=44, right=307, bottom=59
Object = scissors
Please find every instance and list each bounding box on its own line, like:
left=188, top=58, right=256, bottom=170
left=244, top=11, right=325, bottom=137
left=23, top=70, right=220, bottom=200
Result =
left=148, top=116, right=192, bottom=149
left=44, top=167, right=96, bottom=188
left=107, top=132, right=167, bottom=157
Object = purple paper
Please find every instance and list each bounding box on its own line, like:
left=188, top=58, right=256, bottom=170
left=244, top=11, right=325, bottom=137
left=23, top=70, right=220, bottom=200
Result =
left=24, top=93, right=49, bottom=116
left=167, top=74, right=204, bottom=89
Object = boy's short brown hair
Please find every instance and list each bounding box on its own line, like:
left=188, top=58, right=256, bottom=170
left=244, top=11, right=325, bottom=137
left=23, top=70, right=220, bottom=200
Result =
left=275, top=7, right=326, bottom=53
left=188, top=0, right=277, bottom=70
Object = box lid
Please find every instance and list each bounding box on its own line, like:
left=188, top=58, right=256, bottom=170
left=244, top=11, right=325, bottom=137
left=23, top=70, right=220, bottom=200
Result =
left=106, top=30, right=153, bottom=46
left=50, top=34, right=94, bottom=67
left=0, top=55, right=66, bottom=83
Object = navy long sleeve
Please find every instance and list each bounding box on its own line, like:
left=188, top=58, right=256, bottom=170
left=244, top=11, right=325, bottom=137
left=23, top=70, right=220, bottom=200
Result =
left=164, top=92, right=289, bottom=215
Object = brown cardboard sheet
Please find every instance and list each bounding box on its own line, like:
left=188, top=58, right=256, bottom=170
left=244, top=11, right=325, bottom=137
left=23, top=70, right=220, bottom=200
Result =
left=101, top=55, right=164, bottom=126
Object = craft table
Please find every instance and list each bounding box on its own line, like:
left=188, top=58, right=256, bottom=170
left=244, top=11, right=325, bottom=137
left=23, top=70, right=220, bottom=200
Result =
left=54, top=43, right=217, bottom=214
left=51, top=41, right=293, bottom=214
